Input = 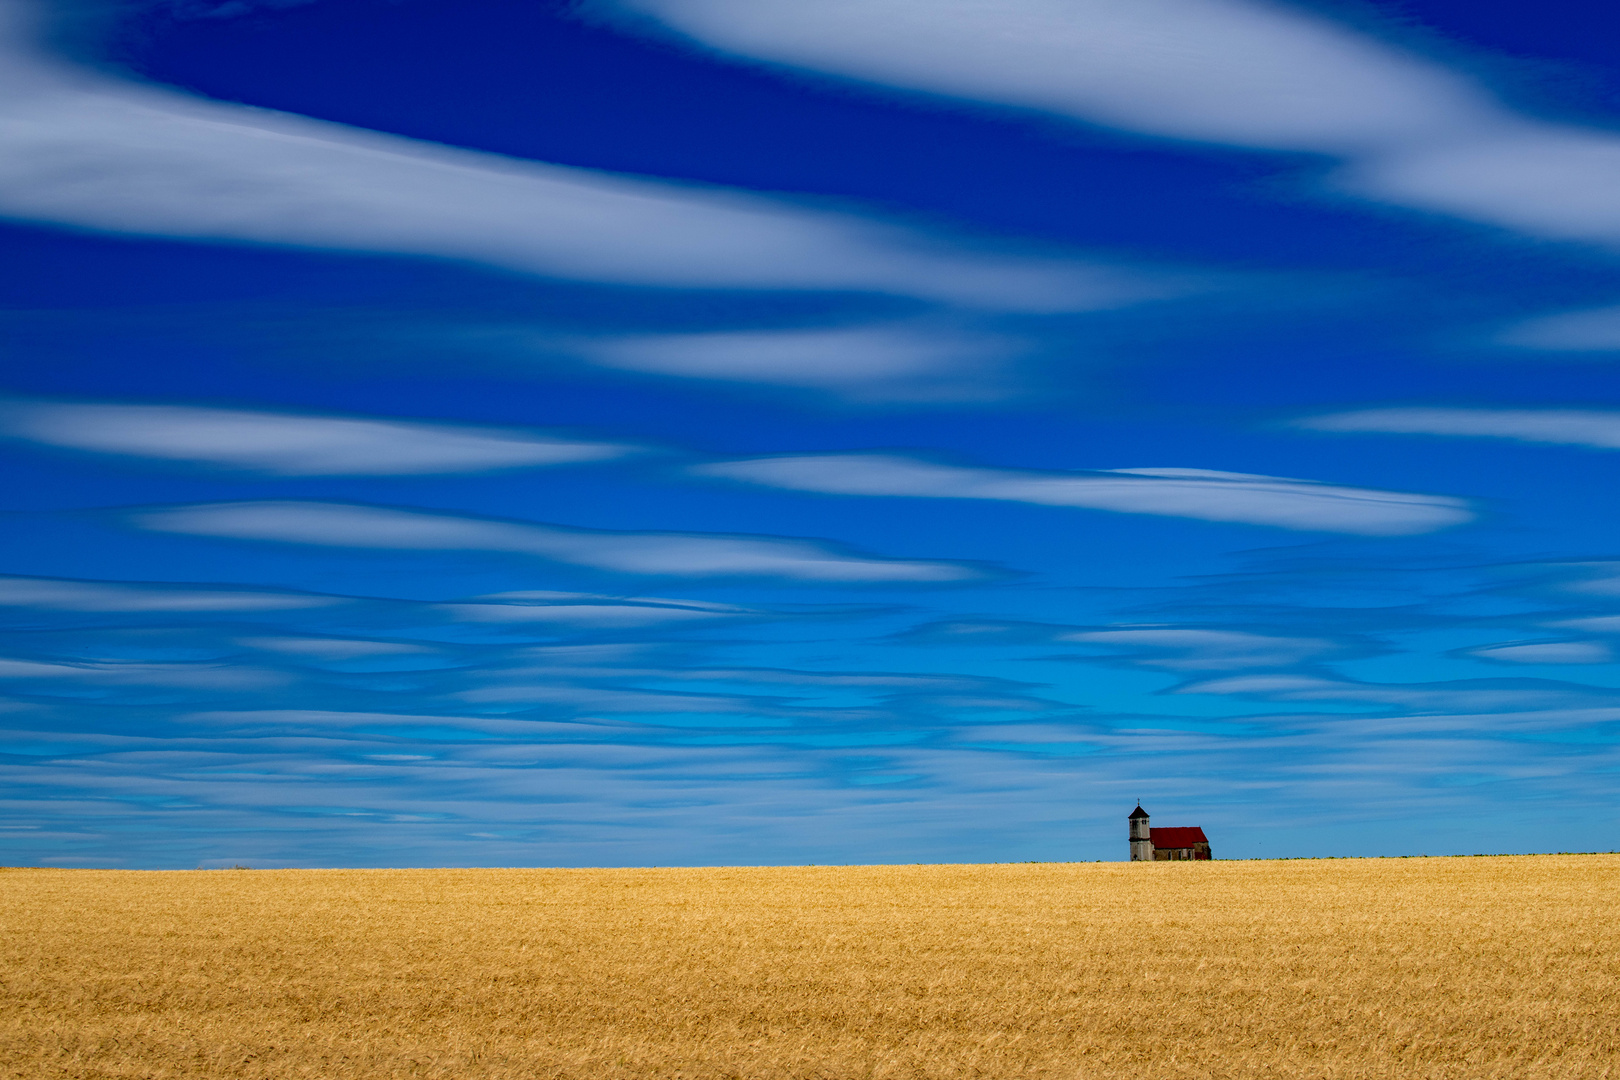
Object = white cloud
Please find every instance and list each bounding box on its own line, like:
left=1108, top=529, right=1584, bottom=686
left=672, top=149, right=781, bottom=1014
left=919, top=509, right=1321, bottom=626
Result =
left=1299, top=407, right=1620, bottom=450
left=0, top=400, right=634, bottom=474
left=0, top=2, right=1168, bottom=312
left=569, top=323, right=1030, bottom=397
left=1559, top=564, right=1620, bottom=597
left=1338, top=124, right=1620, bottom=247
left=509, top=644, right=656, bottom=666
left=495, top=655, right=995, bottom=694
left=236, top=637, right=438, bottom=659
left=1176, top=674, right=1591, bottom=712
left=611, top=0, right=1620, bottom=251
left=441, top=597, right=748, bottom=626
left=454, top=683, right=755, bottom=714
left=1468, top=641, right=1613, bottom=665
left=487, top=591, right=749, bottom=612
left=1498, top=305, right=1620, bottom=352
left=182, top=709, right=624, bottom=737
left=0, top=656, right=281, bottom=688
left=164, top=1, right=319, bottom=19
left=1551, top=616, right=1620, bottom=635
left=610, top=0, right=1484, bottom=155
left=1312, top=706, right=1620, bottom=737
left=0, top=574, right=340, bottom=611
left=1060, top=627, right=1339, bottom=669
left=134, top=500, right=975, bottom=581
left=663, top=668, right=975, bottom=690
left=694, top=454, right=1470, bottom=534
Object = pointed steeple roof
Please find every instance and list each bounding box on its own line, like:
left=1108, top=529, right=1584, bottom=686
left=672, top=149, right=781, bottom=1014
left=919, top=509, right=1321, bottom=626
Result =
left=1128, top=804, right=1149, bottom=819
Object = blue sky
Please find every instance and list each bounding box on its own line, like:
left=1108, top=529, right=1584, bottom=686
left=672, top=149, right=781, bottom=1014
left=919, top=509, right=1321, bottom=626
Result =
left=4, top=0, right=1620, bottom=868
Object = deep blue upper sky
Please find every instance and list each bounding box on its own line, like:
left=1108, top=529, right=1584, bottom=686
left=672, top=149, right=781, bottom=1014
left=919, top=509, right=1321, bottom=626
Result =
left=3, top=0, right=1620, bottom=867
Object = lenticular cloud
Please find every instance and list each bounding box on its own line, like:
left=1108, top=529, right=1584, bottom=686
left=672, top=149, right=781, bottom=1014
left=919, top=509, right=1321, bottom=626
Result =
left=1299, top=408, right=1620, bottom=451
left=612, top=0, right=1620, bottom=252
left=0, top=574, right=341, bottom=612
left=0, top=400, right=633, bottom=475
left=0, top=0, right=1167, bottom=313
left=694, top=455, right=1471, bottom=535
left=134, top=501, right=979, bottom=582
left=612, top=0, right=1486, bottom=155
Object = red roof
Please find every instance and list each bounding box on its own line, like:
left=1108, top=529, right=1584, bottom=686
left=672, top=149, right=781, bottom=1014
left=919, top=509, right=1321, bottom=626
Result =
left=1150, top=826, right=1208, bottom=848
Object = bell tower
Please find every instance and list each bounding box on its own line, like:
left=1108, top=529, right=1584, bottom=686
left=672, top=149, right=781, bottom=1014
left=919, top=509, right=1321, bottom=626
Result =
left=1128, top=804, right=1153, bottom=861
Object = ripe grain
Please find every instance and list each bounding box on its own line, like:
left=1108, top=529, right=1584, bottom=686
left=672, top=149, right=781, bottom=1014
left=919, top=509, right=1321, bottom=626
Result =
left=2, top=856, right=1615, bottom=1078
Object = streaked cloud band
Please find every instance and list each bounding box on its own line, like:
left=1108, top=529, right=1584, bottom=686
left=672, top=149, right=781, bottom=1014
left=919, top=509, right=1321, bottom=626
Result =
left=0, top=574, right=340, bottom=612
left=0, top=2, right=1171, bottom=313
left=1499, top=305, right=1620, bottom=352
left=134, top=500, right=977, bottom=581
left=1299, top=408, right=1620, bottom=450
left=0, top=400, right=633, bottom=475
left=612, top=0, right=1620, bottom=251
left=694, top=454, right=1471, bottom=534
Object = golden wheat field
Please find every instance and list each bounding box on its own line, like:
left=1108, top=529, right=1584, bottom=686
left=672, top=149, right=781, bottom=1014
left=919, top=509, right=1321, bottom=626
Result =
left=1, top=856, right=1617, bottom=1080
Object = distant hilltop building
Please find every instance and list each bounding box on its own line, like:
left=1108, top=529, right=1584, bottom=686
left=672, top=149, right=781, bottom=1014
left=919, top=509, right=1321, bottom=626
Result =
left=1128, top=805, right=1212, bottom=861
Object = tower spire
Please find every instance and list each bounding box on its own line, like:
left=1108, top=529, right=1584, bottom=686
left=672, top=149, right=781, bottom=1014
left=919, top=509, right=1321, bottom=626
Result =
left=1128, top=804, right=1152, bottom=861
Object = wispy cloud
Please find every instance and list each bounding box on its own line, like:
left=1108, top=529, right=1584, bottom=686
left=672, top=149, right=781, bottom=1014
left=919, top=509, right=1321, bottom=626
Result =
left=694, top=454, right=1471, bottom=534
left=608, top=0, right=1482, bottom=155
left=0, top=574, right=341, bottom=612
left=1550, top=615, right=1620, bottom=635
left=1176, top=673, right=1605, bottom=713
left=0, top=655, right=282, bottom=689
left=489, top=592, right=748, bottom=613
left=1467, top=641, right=1613, bottom=665
left=1498, top=305, right=1620, bottom=352
left=0, top=2, right=1173, bottom=313
left=568, top=322, right=1029, bottom=399
left=1559, top=564, right=1620, bottom=597
left=134, top=500, right=978, bottom=581
left=1060, top=627, right=1342, bottom=670
left=179, top=709, right=616, bottom=736
left=452, top=681, right=767, bottom=715
left=1340, top=125, right=1620, bottom=249
left=1299, top=407, right=1620, bottom=450
left=442, top=592, right=756, bottom=626
left=154, top=0, right=319, bottom=20
left=241, top=643, right=460, bottom=674
left=236, top=637, right=441, bottom=660
left=610, top=0, right=1620, bottom=251
left=0, top=400, right=635, bottom=474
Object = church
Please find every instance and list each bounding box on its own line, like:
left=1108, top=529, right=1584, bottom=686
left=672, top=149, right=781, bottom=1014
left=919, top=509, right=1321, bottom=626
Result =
left=1128, top=805, right=1212, bottom=861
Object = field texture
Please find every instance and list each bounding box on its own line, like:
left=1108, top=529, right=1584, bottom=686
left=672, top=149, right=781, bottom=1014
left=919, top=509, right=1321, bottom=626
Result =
left=2, top=857, right=1617, bottom=1079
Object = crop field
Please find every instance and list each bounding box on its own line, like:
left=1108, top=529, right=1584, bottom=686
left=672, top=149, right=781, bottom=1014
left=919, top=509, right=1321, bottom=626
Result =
left=2, top=856, right=1617, bottom=1079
